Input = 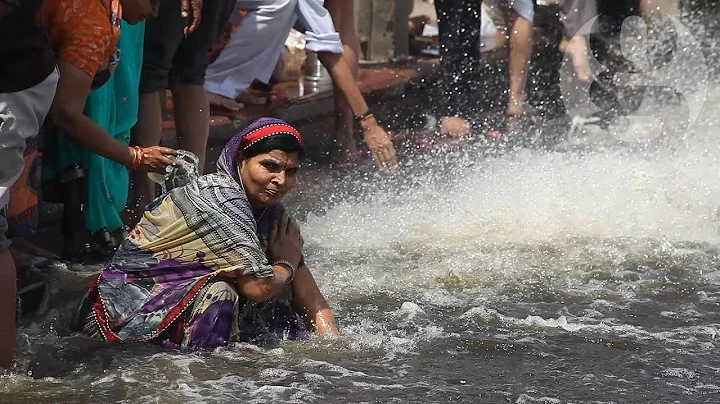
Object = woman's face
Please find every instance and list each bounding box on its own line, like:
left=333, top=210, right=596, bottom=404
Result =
left=240, top=150, right=300, bottom=209
left=121, top=0, right=160, bottom=24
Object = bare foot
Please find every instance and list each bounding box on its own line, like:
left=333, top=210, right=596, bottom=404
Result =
left=506, top=102, right=537, bottom=117
left=235, top=90, right=268, bottom=106
left=207, top=92, right=243, bottom=111
left=439, top=116, right=470, bottom=137
left=506, top=103, right=525, bottom=117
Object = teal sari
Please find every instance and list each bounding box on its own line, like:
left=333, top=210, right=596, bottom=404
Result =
left=43, top=21, right=144, bottom=234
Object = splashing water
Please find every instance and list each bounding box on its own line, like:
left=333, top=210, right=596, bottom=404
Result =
left=4, top=14, right=720, bottom=404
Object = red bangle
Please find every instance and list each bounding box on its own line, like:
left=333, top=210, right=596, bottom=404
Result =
left=130, top=146, right=143, bottom=170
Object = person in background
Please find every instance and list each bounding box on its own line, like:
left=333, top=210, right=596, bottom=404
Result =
left=323, top=0, right=362, bottom=166
left=37, top=0, right=176, bottom=261
left=554, top=0, right=599, bottom=82
left=42, top=21, right=149, bottom=260
left=484, top=0, right=535, bottom=119
left=431, top=0, right=483, bottom=137
left=0, top=0, right=59, bottom=369
left=74, top=118, right=339, bottom=349
left=126, top=0, right=236, bottom=227
left=204, top=0, right=398, bottom=171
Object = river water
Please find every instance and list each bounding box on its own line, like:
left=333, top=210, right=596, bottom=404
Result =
left=4, top=21, right=720, bottom=404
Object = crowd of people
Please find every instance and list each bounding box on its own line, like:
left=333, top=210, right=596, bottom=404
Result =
left=0, top=0, right=391, bottom=371
left=0, top=0, right=681, bottom=369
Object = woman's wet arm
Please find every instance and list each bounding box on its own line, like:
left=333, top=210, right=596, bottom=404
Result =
left=292, top=264, right=339, bottom=336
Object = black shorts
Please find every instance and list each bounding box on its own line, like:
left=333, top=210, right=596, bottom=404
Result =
left=139, top=0, right=236, bottom=93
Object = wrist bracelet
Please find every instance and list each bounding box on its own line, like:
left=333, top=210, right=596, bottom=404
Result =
left=130, top=147, right=137, bottom=169
left=130, top=146, right=140, bottom=170
left=272, top=260, right=296, bottom=284
left=130, top=146, right=145, bottom=170
left=355, top=110, right=374, bottom=123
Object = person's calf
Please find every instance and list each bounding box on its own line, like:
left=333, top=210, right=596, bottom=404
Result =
left=560, top=35, right=592, bottom=82
left=171, top=84, right=210, bottom=174
left=330, top=108, right=361, bottom=163
left=507, top=16, right=534, bottom=116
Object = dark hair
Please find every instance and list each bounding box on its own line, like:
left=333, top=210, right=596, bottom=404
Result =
left=241, top=134, right=305, bottom=159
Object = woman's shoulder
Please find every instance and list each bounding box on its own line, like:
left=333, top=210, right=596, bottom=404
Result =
left=40, top=0, right=112, bottom=27
left=39, top=0, right=117, bottom=77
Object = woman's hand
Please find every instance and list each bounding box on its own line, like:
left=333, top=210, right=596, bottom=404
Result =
left=360, top=117, right=398, bottom=172
left=132, top=146, right=177, bottom=173
left=268, top=212, right=304, bottom=268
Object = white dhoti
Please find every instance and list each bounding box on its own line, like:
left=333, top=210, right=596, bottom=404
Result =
left=204, top=0, right=343, bottom=100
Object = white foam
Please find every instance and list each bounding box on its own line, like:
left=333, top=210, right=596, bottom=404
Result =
left=349, top=381, right=407, bottom=390
left=660, top=367, right=698, bottom=379
left=302, top=87, right=720, bottom=310
left=515, top=394, right=562, bottom=404
left=258, top=368, right=295, bottom=380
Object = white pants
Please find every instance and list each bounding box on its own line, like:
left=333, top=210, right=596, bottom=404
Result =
left=205, top=0, right=343, bottom=99
left=0, top=68, right=58, bottom=250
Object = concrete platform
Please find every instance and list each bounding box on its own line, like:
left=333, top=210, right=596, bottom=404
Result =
left=160, top=59, right=439, bottom=167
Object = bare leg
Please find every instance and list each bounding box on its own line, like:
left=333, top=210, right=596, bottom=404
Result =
left=559, top=36, right=592, bottom=82
left=126, top=92, right=164, bottom=227
left=172, top=84, right=210, bottom=174
left=0, top=250, right=16, bottom=369
left=506, top=16, right=533, bottom=116
left=326, top=0, right=361, bottom=162
left=439, top=116, right=471, bottom=137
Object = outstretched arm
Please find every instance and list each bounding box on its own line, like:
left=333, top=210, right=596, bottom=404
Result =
left=49, top=61, right=176, bottom=171
left=318, top=52, right=398, bottom=171
left=292, top=263, right=339, bottom=336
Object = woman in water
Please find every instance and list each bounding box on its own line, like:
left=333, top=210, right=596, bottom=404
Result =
left=74, top=118, right=339, bottom=349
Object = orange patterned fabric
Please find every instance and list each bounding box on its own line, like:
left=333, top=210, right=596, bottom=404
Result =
left=38, top=0, right=122, bottom=78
